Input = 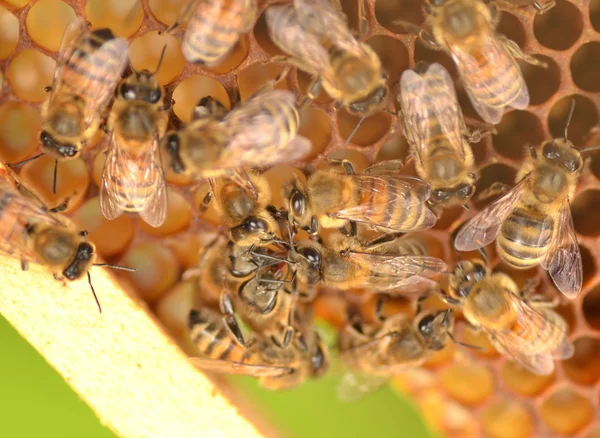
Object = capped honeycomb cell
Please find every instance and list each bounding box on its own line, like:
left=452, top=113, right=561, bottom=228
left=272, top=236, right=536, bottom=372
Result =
left=548, top=95, right=598, bottom=145
left=439, top=362, right=494, bottom=405
left=540, top=388, right=594, bottom=435
left=148, top=0, right=187, bottom=26
left=138, top=188, right=192, bottom=237
left=533, top=0, right=583, bottom=50
left=460, top=325, right=500, bottom=358
left=492, top=110, right=545, bottom=160
left=6, top=49, right=54, bottom=103
left=501, top=360, right=554, bottom=397
left=571, top=190, right=600, bottom=236
left=263, top=165, right=307, bottom=208
left=84, top=0, right=144, bottom=38
left=0, top=101, right=41, bottom=163
left=163, top=232, right=204, bottom=269
left=128, top=31, right=186, bottom=85
left=0, top=6, right=19, bottom=60
left=172, top=75, right=231, bottom=124
left=571, top=42, right=600, bottom=92
left=25, top=0, right=76, bottom=52
left=481, top=399, right=534, bottom=438
left=562, top=337, right=600, bottom=386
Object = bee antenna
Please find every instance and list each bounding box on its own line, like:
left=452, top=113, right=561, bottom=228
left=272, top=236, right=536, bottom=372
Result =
left=10, top=153, right=44, bottom=168
left=564, top=98, right=576, bottom=141
left=52, top=159, right=58, bottom=194
left=87, top=271, right=102, bottom=313
left=152, top=45, right=168, bottom=76
left=447, top=331, right=483, bottom=351
left=343, top=116, right=366, bottom=146
left=579, top=145, right=600, bottom=155
left=476, top=247, right=488, bottom=266
left=93, top=263, right=136, bottom=272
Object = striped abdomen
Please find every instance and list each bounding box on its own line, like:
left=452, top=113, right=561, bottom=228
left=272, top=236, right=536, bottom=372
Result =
left=508, top=308, right=568, bottom=356
left=498, top=208, right=554, bottom=268
left=183, top=0, right=255, bottom=65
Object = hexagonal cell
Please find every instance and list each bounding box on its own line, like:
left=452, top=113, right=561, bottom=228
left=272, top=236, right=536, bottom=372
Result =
left=413, top=43, right=457, bottom=79
left=571, top=42, right=600, bottom=92
left=548, top=94, right=598, bottom=145
left=580, top=244, right=596, bottom=288
left=0, top=102, right=41, bottom=163
left=119, top=242, right=180, bottom=303
left=128, top=31, right=186, bottom=85
left=163, top=232, right=205, bottom=270
left=337, top=110, right=392, bottom=147
left=375, top=134, right=410, bottom=163
left=497, top=11, right=526, bottom=48
left=155, top=279, right=197, bottom=340
left=25, top=0, right=76, bottom=52
left=502, top=359, right=554, bottom=397
left=375, top=0, right=424, bottom=34
left=492, top=110, right=545, bottom=161
left=237, top=62, right=290, bottom=101
left=433, top=207, right=464, bottom=231
left=472, top=163, right=517, bottom=211
left=84, top=0, right=144, bottom=38
left=519, top=55, right=560, bottom=106
left=0, top=6, right=19, bottom=60
left=583, top=283, right=600, bottom=330
left=298, top=106, right=332, bottom=160
left=254, top=8, right=287, bottom=57
left=439, top=362, right=494, bottom=405
left=148, top=0, right=187, bottom=26
left=172, top=75, right=231, bottom=124
left=71, top=196, right=135, bottom=258
left=533, top=0, right=583, bottom=50
left=460, top=323, right=500, bottom=357
left=591, top=0, right=600, bottom=32
left=366, top=35, right=409, bottom=91
left=540, top=388, right=594, bottom=435
left=572, top=190, right=600, bottom=237
left=4, top=0, right=29, bottom=8
left=554, top=300, right=576, bottom=335
left=138, top=188, right=192, bottom=237
left=204, top=35, right=250, bottom=75
left=20, top=155, right=89, bottom=213
left=561, top=337, right=600, bottom=386
left=586, top=425, right=600, bottom=438
left=481, top=400, right=534, bottom=438
left=263, top=165, right=308, bottom=209
left=7, top=49, right=55, bottom=103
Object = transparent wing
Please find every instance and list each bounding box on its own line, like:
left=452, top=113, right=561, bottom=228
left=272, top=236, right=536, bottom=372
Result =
left=399, top=69, right=430, bottom=165
left=190, top=357, right=293, bottom=377
left=541, top=201, right=582, bottom=299
left=490, top=338, right=555, bottom=376
left=337, top=372, right=388, bottom=402
left=454, top=177, right=528, bottom=251
left=100, top=142, right=125, bottom=222
left=53, top=18, right=87, bottom=85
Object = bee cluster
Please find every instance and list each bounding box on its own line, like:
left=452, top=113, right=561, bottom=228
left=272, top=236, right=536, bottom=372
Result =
left=2, top=0, right=600, bottom=436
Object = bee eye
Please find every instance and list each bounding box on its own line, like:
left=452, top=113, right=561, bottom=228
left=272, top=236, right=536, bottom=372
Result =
left=146, top=88, right=161, bottom=104
left=40, top=131, right=52, bottom=147
left=299, top=247, right=321, bottom=265
left=564, top=159, right=580, bottom=173
left=120, top=84, right=137, bottom=100
left=291, top=191, right=305, bottom=216
left=243, top=217, right=268, bottom=232
left=418, top=314, right=435, bottom=335
left=459, top=185, right=474, bottom=198
left=432, top=189, right=449, bottom=202
left=543, top=143, right=560, bottom=160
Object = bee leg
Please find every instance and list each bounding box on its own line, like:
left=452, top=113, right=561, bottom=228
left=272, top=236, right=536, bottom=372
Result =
left=418, top=29, right=442, bottom=51
left=252, top=64, right=293, bottom=97
left=499, top=36, right=547, bottom=68
left=532, top=0, right=555, bottom=14
left=198, top=190, right=213, bottom=214
left=160, top=0, right=199, bottom=34
left=219, top=292, right=247, bottom=347
left=440, top=293, right=461, bottom=307
left=356, top=0, right=368, bottom=37
left=20, top=259, right=28, bottom=271
left=473, top=181, right=509, bottom=202
left=43, top=85, right=52, bottom=93
left=299, top=77, right=323, bottom=110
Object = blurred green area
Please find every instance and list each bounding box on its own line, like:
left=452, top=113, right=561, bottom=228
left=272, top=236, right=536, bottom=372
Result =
left=0, top=314, right=432, bottom=438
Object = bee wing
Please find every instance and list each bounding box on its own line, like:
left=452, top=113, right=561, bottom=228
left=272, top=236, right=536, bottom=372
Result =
left=350, top=251, right=446, bottom=279
left=540, top=201, right=582, bottom=298
left=399, top=69, right=430, bottom=165
left=454, top=177, right=528, bottom=251
left=54, top=19, right=87, bottom=81
left=337, top=372, right=389, bottom=402
left=189, top=357, right=293, bottom=377
left=100, top=140, right=125, bottom=221
left=333, top=174, right=436, bottom=232
left=490, top=337, right=556, bottom=376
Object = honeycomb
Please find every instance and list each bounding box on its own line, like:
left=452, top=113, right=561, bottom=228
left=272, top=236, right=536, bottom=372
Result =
left=2, top=0, right=600, bottom=436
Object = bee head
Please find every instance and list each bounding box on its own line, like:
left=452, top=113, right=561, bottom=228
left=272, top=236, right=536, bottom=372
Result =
left=40, top=131, right=80, bottom=159
left=430, top=182, right=475, bottom=207
left=63, top=242, right=96, bottom=281
left=119, top=71, right=163, bottom=104
left=449, top=259, right=487, bottom=299
left=418, top=309, right=453, bottom=351
left=542, top=140, right=583, bottom=173
left=229, top=212, right=277, bottom=246
left=347, top=84, right=390, bottom=116
left=292, top=242, right=323, bottom=285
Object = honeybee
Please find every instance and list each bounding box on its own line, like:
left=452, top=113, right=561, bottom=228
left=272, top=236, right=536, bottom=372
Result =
left=399, top=63, right=477, bottom=209
left=163, top=89, right=311, bottom=192
left=289, top=232, right=446, bottom=295
left=495, top=0, right=555, bottom=14
left=337, top=303, right=454, bottom=400
left=446, top=258, right=574, bottom=375
left=40, top=19, right=128, bottom=161
left=265, top=0, right=389, bottom=118
left=454, top=105, right=585, bottom=297
left=417, top=0, right=545, bottom=124
left=284, top=159, right=436, bottom=236
left=188, top=306, right=329, bottom=389
left=163, top=0, right=257, bottom=66
left=100, top=52, right=169, bottom=227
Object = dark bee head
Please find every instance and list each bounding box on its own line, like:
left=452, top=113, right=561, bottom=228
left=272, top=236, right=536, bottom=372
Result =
left=62, top=242, right=96, bottom=281
left=448, top=259, right=487, bottom=299
left=229, top=213, right=276, bottom=246
left=294, top=243, right=323, bottom=285
left=39, top=131, right=80, bottom=158
left=430, top=182, right=475, bottom=206
left=119, top=71, right=163, bottom=104
left=290, top=189, right=307, bottom=221
left=347, top=84, right=390, bottom=116
left=418, top=310, right=453, bottom=351
left=542, top=140, right=583, bottom=173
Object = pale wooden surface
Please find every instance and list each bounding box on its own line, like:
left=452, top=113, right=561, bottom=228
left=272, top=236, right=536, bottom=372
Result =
left=0, top=258, right=266, bottom=438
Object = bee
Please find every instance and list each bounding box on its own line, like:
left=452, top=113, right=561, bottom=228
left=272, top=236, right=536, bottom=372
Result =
left=454, top=103, right=589, bottom=297
left=399, top=62, right=478, bottom=209
left=495, top=0, right=555, bottom=14
left=162, top=0, right=257, bottom=66
left=0, top=163, right=133, bottom=312
left=163, top=87, right=311, bottom=193
left=100, top=49, right=170, bottom=228
left=40, top=19, right=128, bottom=162
left=284, top=159, right=436, bottom=236
left=188, top=305, right=329, bottom=389
left=417, top=0, right=545, bottom=124
left=446, top=258, right=574, bottom=375
left=289, top=232, right=446, bottom=295
left=337, top=301, right=454, bottom=400
left=265, top=0, right=389, bottom=118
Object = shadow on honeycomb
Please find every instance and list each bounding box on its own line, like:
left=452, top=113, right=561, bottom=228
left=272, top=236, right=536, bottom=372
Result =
left=1, top=0, right=600, bottom=436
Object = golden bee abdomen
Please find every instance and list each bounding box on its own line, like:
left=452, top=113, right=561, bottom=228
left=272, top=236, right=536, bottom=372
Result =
left=509, top=309, right=566, bottom=355
left=497, top=208, right=553, bottom=268
left=189, top=312, right=243, bottom=361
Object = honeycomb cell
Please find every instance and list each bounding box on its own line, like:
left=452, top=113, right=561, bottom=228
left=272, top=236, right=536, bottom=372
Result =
left=439, top=363, right=494, bottom=405
left=172, top=75, right=231, bottom=124
left=591, top=0, right=600, bottom=32
left=204, top=35, right=250, bottom=75
left=237, top=62, right=289, bottom=101
left=481, top=400, right=534, bottom=438
left=337, top=110, right=392, bottom=147
left=540, top=388, right=594, bottom=435
left=492, top=110, right=545, bottom=161
left=323, top=149, right=370, bottom=172
left=571, top=42, right=600, bottom=92
left=461, top=324, right=500, bottom=357
left=297, top=70, right=334, bottom=105
left=581, top=244, right=596, bottom=288
left=71, top=197, right=135, bottom=258
left=0, top=6, right=18, bottom=60
left=591, top=153, right=600, bottom=181
left=375, top=0, right=424, bottom=34
left=413, top=43, right=457, bottom=79
left=148, top=0, right=187, bottom=26
left=155, top=279, right=197, bottom=340
left=164, top=232, right=205, bottom=269
left=548, top=94, right=598, bottom=146
left=375, top=134, right=410, bottom=163
left=20, top=155, right=89, bottom=213
left=502, top=360, right=554, bottom=397
left=519, top=55, right=560, bottom=106
left=572, top=190, right=600, bottom=236
left=297, top=106, right=331, bottom=160
left=533, top=0, right=583, bottom=50
left=433, top=207, right=464, bottom=231
left=91, top=148, right=105, bottom=187
left=84, top=0, right=143, bottom=38
left=562, top=337, right=600, bottom=386
left=254, top=9, right=287, bottom=57
left=493, top=261, right=538, bottom=291
left=261, top=165, right=306, bottom=209
left=584, top=283, right=600, bottom=330
left=128, top=31, right=186, bottom=85
left=6, top=49, right=55, bottom=103
left=119, top=241, right=180, bottom=303
left=0, top=102, right=41, bottom=163
left=587, top=426, right=600, bottom=438
left=366, top=35, right=409, bottom=91
left=138, top=188, right=192, bottom=236
left=497, top=11, right=526, bottom=49
left=3, top=0, right=29, bottom=8
left=25, top=0, right=76, bottom=52
left=472, top=163, right=517, bottom=211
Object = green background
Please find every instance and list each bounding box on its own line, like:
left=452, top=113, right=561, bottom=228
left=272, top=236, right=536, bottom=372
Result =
left=0, top=314, right=432, bottom=438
